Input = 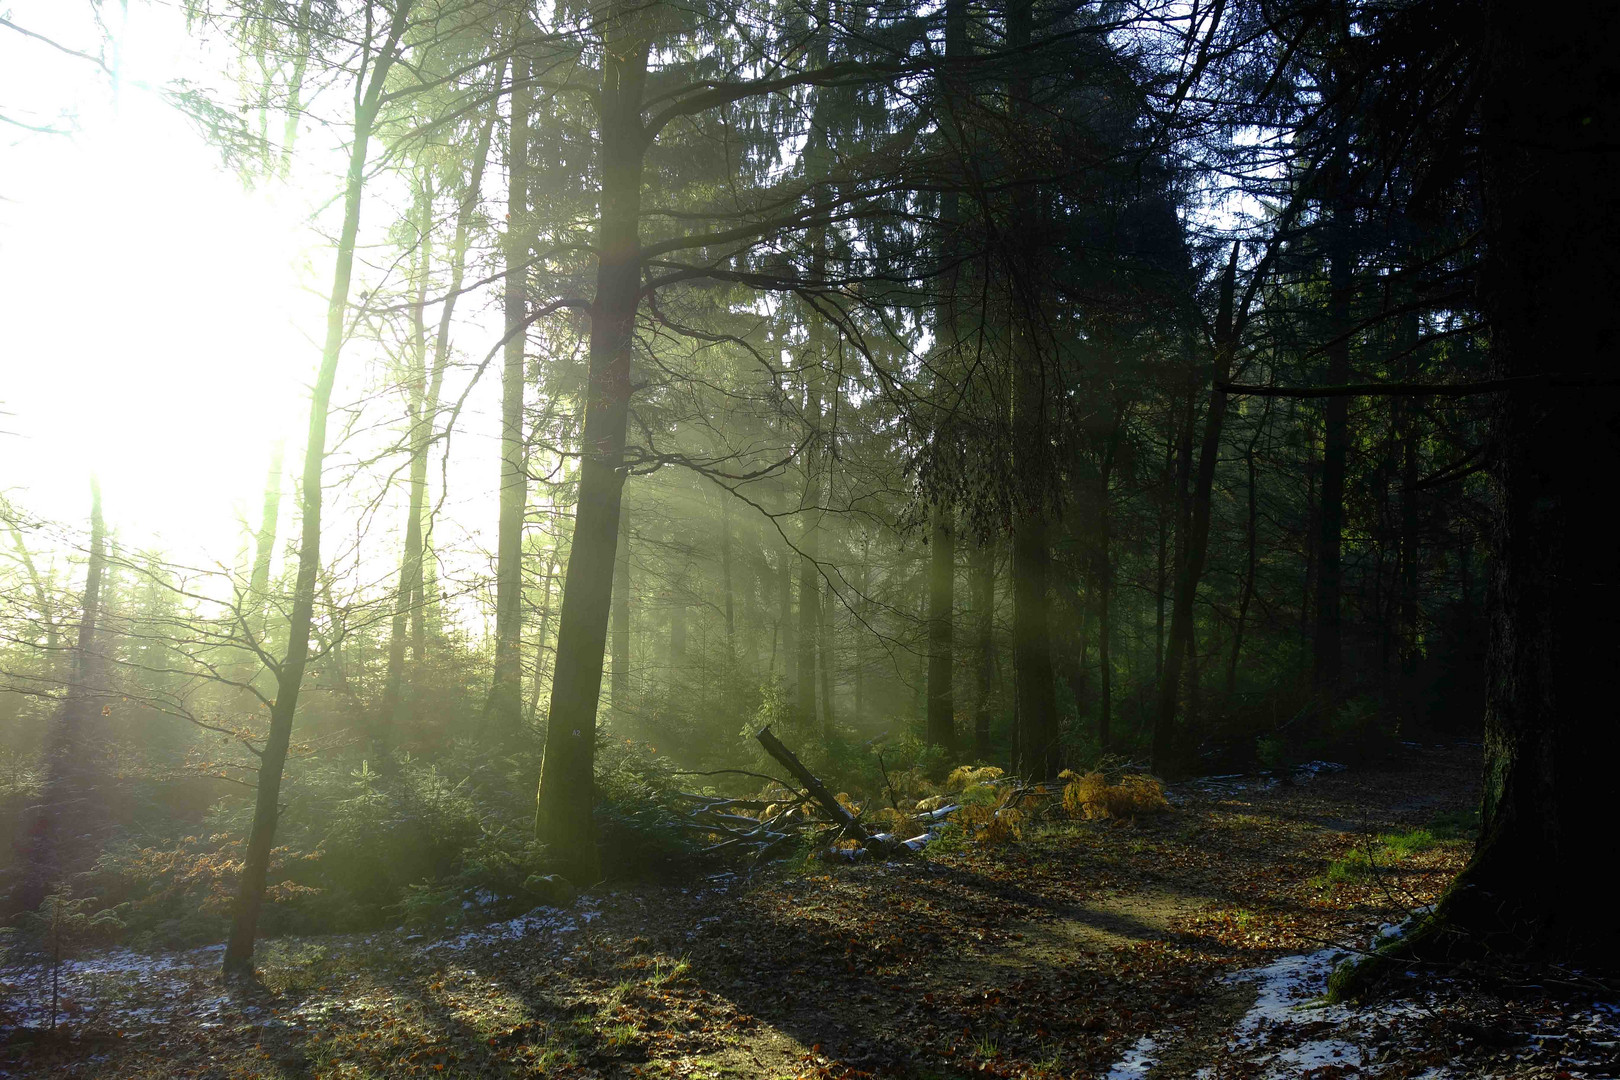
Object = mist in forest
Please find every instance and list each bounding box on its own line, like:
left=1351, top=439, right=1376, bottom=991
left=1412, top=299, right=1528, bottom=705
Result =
left=3, top=0, right=1617, bottom=1074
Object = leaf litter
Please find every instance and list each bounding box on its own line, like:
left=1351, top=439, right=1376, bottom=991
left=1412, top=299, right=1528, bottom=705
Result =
left=5, top=742, right=1616, bottom=1078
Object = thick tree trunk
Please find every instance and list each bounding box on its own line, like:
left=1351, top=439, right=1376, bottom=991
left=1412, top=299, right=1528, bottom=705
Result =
left=1006, top=0, right=1059, bottom=781
left=1431, top=0, right=1620, bottom=960
left=223, top=11, right=406, bottom=974
left=486, top=39, right=533, bottom=736
left=533, top=8, right=649, bottom=886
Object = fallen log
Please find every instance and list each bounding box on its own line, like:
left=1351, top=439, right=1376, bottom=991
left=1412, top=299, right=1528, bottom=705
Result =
left=754, top=725, right=881, bottom=852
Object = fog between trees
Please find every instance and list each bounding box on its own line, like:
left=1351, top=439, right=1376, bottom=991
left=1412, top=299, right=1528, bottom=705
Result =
left=2, top=0, right=1616, bottom=983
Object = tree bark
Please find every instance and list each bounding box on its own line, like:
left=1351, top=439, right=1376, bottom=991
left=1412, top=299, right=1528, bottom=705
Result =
left=1429, top=0, right=1620, bottom=960
left=533, top=4, right=649, bottom=886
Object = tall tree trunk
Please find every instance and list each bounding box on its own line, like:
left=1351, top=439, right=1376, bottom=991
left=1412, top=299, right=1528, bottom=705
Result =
left=611, top=505, right=631, bottom=711
left=1395, top=309, right=1421, bottom=725
left=1006, top=0, right=1059, bottom=781
left=1313, top=133, right=1354, bottom=691
left=819, top=576, right=836, bottom=738
left=1434, top=0, right=1620, bottom=959
left=533, top=6, right=650, bottom=885
left=1151, top=247, right=1239, bottom=776
left=925, top=506, right=956, bottom=748
left=779, top=545, right=796, bottom=686
left=380, top=173, right=434, bottom=750
left=970, top=539, right=994, bottom=759
left=1093, top=401, right=1127, bottom=755
left=669, top=563, right=687, bottom=668
left=718, top=485, right=735, bottom=659
left=855, top=543, right=870, bottom=725
left=1227, top=401, right=1268, bottom=698
left=1154, top=434, right=1172, bottom=683
left=224, top=9, right=407, bottom=974
left=795, top=3, right=833, bottom=731
left=487, top=34, right=533, bottom=735
left=923, top=0, right=969, bottom=752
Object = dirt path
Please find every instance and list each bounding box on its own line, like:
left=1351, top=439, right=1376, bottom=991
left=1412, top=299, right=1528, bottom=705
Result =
left=4, top=744, right=1507, bottom=1079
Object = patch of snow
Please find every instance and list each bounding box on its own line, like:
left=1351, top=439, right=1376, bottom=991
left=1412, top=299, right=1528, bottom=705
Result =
left=418, top=898, right=599, bottom=955
left=1104, top=1034, right=1158, bottom=1078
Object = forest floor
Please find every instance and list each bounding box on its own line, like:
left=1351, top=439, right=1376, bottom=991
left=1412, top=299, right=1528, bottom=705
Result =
left=5, top=741, right=1619, bottom=1079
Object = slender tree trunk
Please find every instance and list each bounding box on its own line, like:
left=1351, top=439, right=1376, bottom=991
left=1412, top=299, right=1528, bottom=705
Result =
left=925, top=506, right=956, bottom=747
left=247, top=440, right=283, bottom=639
left=1396, top=310, right=1421, bottom=725
left=1151, top=247, right=1239, bottom=776
left=487, top=35, right=533, bottom=735
left=669, top=563, right=687, bottom=667
left=1313, top=137, right=1354, bottom=691
left=224, top=11, right=406, bottom=974
left=970, top=539, right=994, bottom=759
left=380, top=173, right=433, bottom=749
left=1154, top=434, right=1171, bottom=683
left=779, top=545, right=796, bottom=686
left=1093, top=402, right=1127, bottom=755
left=533, top=7, right=650, bottom=885
left=855, top=545, right=870, bottom=725
left=719, top=486, right=735, bottom=659
left=1227, top=402, right=1268, bottom=698
left=527, top=557, right=557, bottom=725
left=819, top=576, right=836, bottom=738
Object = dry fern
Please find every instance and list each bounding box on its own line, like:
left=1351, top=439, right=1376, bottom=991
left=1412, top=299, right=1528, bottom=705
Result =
left=1060, top=770, right=1169, bottom=821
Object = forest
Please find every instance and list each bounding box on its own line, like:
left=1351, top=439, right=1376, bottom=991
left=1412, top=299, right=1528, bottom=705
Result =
left=2, top=0, right=1617, bottom=1076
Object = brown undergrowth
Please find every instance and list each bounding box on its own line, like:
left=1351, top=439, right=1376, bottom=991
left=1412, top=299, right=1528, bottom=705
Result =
left=2, top=744, right=1483, bottom=1079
